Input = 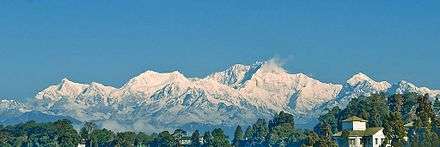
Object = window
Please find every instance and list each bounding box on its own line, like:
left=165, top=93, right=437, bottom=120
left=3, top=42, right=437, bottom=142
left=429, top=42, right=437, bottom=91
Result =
left=349, top=139, right=355, bottom=144
left=381, top=138, right=384, bottom=144
left=375, top=138, right=378, bottom=144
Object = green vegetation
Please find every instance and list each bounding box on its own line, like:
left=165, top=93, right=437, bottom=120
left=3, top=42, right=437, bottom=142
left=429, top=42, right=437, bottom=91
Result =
left=0, top=120, right=79, bottom=147
left=315, top=93, right=440, bottom=147
left=1, top=93, right=440, bottom=146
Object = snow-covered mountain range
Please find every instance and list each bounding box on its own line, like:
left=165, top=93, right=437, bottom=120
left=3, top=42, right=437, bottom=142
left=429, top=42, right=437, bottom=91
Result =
left=1, top=60, right=439, bottom=133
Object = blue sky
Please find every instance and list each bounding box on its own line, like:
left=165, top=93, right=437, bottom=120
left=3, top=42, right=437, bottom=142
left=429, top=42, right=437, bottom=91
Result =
left=0, top=0, right=439, bottom=99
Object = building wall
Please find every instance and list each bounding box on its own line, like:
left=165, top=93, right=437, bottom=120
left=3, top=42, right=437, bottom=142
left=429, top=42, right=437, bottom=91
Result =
left=349, top=137, right=363, bottom=147
left=342, top=121, right=366, bottom=131
left=334, top=129, right=390, bottom=147
left=335, top=137, right=364, bottom=147
left=342, top=122, right=353, bottom=130
left=352, top=121, right=366, bottom=130
left=371, top=129, right=388, bottom=147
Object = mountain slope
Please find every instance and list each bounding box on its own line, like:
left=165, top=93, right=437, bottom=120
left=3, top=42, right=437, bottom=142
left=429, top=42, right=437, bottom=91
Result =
left=1, top=60, right=440, bottom=132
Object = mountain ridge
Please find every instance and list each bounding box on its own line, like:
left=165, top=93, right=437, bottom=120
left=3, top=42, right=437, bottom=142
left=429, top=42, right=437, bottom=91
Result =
left=1, top=60, right=440, bottom=132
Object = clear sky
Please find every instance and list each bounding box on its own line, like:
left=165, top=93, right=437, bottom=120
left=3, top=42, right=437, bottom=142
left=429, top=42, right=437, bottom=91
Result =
left=0, top=0, right=439, bottom=99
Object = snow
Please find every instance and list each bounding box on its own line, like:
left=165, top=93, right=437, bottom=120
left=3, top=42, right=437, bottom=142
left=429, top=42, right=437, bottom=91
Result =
left=2, top=60, right=440, bottom=132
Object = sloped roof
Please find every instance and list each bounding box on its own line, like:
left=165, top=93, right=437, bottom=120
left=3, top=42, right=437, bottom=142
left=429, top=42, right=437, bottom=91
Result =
left=342, top=116, right=368, bottom=122
left=333, top=127, right=383, bottom=137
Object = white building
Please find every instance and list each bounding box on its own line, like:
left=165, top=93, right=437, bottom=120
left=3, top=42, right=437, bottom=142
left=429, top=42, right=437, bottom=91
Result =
left=333, top=116, right=390, bottom=147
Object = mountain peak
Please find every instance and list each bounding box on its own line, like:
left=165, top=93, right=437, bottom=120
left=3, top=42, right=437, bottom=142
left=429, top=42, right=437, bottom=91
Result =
left=397, top=80, right=414, bottom=86
left=347, top=72, right=375, bottom=86
left=137, top=70, right=185, bottom=78
left=61, top=78, right=74, bottom=84
left=257, top=59, right=286, bottom=74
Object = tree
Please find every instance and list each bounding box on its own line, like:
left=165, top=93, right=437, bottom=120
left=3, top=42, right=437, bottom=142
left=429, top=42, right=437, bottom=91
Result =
left=115, top=132, right=136, bottom=147
left=267, top=124, right=295, bottom=146
left=80, top=122, right=97, bottom=147
left=173, top=129, right=187, bottom=140
left=155, top=131, right=176, bottom=147
left=269, top=111, right=295, bottom=128
left=91, top=128, right=115, bottom=146
left=304, top=131, right=319, bottom=146
left=244, top=126, right=254, bottom=141
left=51, top=119, right=81, bottom=146
left=402, top=93, right=419, bottom=122
left=267, top=111, right=297, bottom=146
left=252, top=118, right=269, bottom=144
left=433, top=97, right=440, bottom=116
left=203, top=131, right=213, bottom=147
left=135, top=132, right=154, bottom=146
left=211, top=128, right=230, bottom=147
left=191, top=130, right=201, bottom=147
left=368, top=94, right=389, bottom=127
left=415, top=94, right=436, bottom=145
left=316, top=123, right=336, bottom=146
left=315, top=107, right=340, bottom=135
left=386, top=111, right=407, bottom=146
left=388, top=94, right=404, bottom=113
left=232, top=125, right=243, bottom=147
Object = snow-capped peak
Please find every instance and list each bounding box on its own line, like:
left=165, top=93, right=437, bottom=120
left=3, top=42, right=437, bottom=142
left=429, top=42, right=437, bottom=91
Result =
left=22, top=60, right=440, bottom=133
left=123, top=70, right=188, bottom=88
left=347, top=72, right=374, bottom=86
left=35, top=78, right=88, bottom=101
left=205, top=63, right=261, bottom=88
left=0, top=99, right=30, bottom=113
left=391, top=80, right=440, bottom=99
left=346, top=72, right=391, bottom=90
left=256, top=59, right=286, bottom=74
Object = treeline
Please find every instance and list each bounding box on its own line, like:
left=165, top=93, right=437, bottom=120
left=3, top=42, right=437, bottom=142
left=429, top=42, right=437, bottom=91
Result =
left=0, top=112, right=325, bottom=147
left=0, top=112, right=303, bottom=147
left=314, top=93, right=440, bottom=147
left=1, top=93, right=440, bottom=147
left=0, top=120, right=79, bottom=146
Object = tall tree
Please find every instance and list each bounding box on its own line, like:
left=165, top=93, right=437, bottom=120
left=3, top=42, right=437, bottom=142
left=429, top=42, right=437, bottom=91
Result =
left=232, top=125, right=243, bottom=147
left=267, top=111, right=296, bottom=146
left=315, top=107, right=340, bottom=135
left=269, top=111, right=295, bottom=128
left=244, top=126, right=254, bottom=141
left=415, top=94, right=436, bottom=145
left=135, top=132, right=154, bottom=146
left=304, top=131, right=319, bottom=146
left=91, top=128, right=115, bottom=146
left=252, top=119, right=269, bottom=145
left=51, top=119, right=81, bottom=146
left=386, top=111, right=407, bottom=146
left=368, top=94, right=389, bottom=127
left=191, top=130, right=201, bottom=147
left=155, top=131, right=176, bottom=147
left=203, top=131, right=213, bottom=147
left=388, top=94, right=404, bottom=113
left=211, top=128, right=230, bottom=147
left=433, top=97, right=440, bottom=116
left=80, top=121, right=97, bottom=147
left=115, top=132, right=136, bottom=147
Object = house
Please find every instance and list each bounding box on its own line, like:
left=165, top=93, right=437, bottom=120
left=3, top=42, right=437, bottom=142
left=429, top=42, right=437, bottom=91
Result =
left=177, top=136, right=205, bottom=146
left=333, top=116, right=390, bottom=147
left=179, top=136, right=192, bottom=146
left=77, top=139, right=86, bottom=147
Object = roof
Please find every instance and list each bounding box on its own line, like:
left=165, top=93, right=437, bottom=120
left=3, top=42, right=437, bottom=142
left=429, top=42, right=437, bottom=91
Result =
left=333, top=127, right=383, bottom=137
left=342, top=116, right=368, bottom=122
